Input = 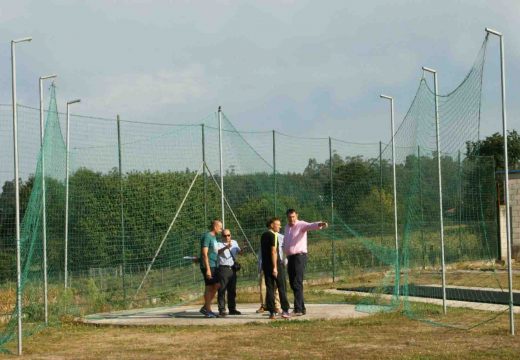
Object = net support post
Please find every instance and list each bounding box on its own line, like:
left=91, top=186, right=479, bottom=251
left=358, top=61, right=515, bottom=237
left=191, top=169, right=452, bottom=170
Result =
left=39, top=74, right=56, bottom=325
left=329, top=137, right=336, bottom=281
left=418, top=146, right=426, bottom=269
left=65, top=99, right=80, bottom=289
left=12, top=36, right=32, bottom=356
left=116, top=114, right=127, bottom=304
left=422, top=66, right=447, bottom=315
left=202, top=124, right=207, bottom=223
left=273, top=130, right=277, bottom=216
left=486, top=27, right=514, bottom=335
left=380, top=94, right=399, bottom=298
left=379, top=141, right=384, bottom=250
left=458, top=150, right=463, bottom=256
left=218, top=106, right=225, bottom=227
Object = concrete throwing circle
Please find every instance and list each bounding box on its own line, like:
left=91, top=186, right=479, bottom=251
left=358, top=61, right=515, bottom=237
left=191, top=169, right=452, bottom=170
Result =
left=82, top=303, right=369, bottom=326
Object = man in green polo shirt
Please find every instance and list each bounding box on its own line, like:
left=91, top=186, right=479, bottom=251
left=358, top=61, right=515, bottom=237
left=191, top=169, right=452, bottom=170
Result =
left=199, top=219, right=222, bottom=318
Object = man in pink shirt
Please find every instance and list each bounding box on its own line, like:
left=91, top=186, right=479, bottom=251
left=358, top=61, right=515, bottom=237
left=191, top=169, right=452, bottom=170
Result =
left=284, top=208, right=327, bottom=315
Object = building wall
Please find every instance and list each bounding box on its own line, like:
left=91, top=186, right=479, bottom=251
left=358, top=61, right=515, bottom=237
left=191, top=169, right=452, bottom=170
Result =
left=499, top=176, right=520, bottom=261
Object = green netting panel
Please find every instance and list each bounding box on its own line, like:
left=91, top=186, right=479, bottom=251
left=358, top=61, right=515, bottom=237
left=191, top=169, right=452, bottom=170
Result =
left=66, top=115, right=215, bottom=309
left=0, top=85, right=67, bottom=351
left=330, top=139, right=396, bottom=308
left=349, top=36, right=504, bottom=326
left=201, top=115, right=273, bottom=284
left=0, top=104, right=15, bottom=352
left=272, top=133, right=334, bottom=277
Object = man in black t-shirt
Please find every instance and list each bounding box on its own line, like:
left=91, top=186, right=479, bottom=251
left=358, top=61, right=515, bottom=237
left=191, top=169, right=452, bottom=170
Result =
left=260, top=217, right=290, bottom=319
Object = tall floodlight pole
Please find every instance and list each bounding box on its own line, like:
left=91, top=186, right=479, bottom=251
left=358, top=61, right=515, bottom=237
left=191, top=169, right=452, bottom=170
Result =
left=422, top=66, right=447, bottom=315
left=11, top=36, right=32, bottom=356
left=380, top=95, right=399, bottom=298
left=64, top=99, right=81, bottom=289
left=218, top=106, right=225, bottom=227
left=486, top=27, right=514, bottom=335
left=39, top=74, right=57, bottom=325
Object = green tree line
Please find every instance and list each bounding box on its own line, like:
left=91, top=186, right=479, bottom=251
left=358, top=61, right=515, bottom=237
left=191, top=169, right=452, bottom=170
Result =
left=0, top=151, right=497, bottom=282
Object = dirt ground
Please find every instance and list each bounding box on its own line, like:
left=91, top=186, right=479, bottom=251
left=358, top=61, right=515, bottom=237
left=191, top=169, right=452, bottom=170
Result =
left=82, top=303, right=369, bottom=326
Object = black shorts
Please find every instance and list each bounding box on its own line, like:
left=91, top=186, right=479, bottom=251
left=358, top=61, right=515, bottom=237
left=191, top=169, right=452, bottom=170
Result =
left=201, top=267, right=219, bottom=286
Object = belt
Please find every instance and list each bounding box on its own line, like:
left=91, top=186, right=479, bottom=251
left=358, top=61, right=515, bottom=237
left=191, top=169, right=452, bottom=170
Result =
left=219, top=265, right=233, bottom=268
left=288, top=253, right=307, bottom=257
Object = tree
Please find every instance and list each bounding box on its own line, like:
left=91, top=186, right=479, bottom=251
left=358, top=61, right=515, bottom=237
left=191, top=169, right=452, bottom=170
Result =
left=466, top=130, right=520, bottom=170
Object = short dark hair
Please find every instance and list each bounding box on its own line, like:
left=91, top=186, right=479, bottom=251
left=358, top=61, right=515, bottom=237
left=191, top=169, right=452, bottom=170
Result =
left=266, top=217, right=281, bottom=228
left=286, top=208, right=297, bottom=216
left=209, top=219, right=222, bottom=230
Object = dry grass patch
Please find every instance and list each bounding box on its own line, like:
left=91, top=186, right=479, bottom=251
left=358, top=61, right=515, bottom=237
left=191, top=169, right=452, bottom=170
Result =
left=1, top=309, right=519, bottom=359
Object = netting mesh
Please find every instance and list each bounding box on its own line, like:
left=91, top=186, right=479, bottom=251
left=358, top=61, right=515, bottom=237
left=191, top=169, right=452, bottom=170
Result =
left=0, top=34, right=513, bottom=352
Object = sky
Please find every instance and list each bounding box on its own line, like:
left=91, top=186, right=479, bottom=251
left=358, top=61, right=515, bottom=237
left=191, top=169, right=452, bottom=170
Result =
left=0, top=0, right=518, bottom=147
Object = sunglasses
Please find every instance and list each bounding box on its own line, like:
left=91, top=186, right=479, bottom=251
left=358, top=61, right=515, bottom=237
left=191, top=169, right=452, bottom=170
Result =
left=223, top=234, right=231, bottom=237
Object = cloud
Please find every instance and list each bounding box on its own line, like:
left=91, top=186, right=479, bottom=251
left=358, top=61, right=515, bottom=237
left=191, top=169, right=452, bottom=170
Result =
left=0, top=0, right=518, bottom=144
left=95, top=64, right=209, bottom=111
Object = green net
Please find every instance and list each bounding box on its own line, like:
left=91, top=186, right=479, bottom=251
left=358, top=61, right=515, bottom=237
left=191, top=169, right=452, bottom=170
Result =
left=0, top=33, right=514, bottom=352
left=340, top=36, right=506, bottom=326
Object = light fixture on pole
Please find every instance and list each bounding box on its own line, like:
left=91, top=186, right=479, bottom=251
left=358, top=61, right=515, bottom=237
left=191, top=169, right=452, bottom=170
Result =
left=485, top=27, right=514, bottom=336
left=380, top=94, right=399, bottom=298
left=39, top=74, right=57, bottom=325
left=64, top=99, right=81, bottom=289
left=422, top=66, right=447, bottom=315
left=11, top=36, right=32, bottom=356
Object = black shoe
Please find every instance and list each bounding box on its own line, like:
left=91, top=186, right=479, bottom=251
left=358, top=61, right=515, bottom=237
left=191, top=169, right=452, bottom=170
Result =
left=199, top=306, right=208, bottom=315
left=219, top=311, right=228, bottom=317
left=229, top=309, right=242, bottom=315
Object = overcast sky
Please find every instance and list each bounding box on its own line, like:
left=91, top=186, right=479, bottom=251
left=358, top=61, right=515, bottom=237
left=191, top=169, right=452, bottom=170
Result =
left=0, top=0, right=518, bottom=145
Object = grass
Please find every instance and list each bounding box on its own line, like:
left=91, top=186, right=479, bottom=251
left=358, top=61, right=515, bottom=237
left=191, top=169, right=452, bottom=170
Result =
left=1, top=282, right=520, bottom=359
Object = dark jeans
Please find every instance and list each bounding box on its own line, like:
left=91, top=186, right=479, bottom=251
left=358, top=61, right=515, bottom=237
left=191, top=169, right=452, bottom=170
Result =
left=218, top=266, right=237, bottom=312
left=263, top=263, right=290, bottom=314
left=287, top=253, right=307, bottom=313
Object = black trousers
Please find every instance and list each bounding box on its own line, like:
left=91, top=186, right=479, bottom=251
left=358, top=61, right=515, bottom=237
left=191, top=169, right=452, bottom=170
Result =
left=287, top=253, right=307, bottom=313
left=263, top=263, right=290, bottom=314
left=218, top=266, right=237, bottom=312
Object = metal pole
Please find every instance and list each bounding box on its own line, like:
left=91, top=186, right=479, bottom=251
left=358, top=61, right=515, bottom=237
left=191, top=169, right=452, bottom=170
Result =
left=202, top=124, right=207, bottom=223
left=116, top=115, right=126, bottom=304
left=379, top=141, right=383, bottom=253
left=486, top=27, right=514, bottom=335
left=329, top=137, right=335, bottom=281
left=65, top=99, right=80, bottom=289
left=418, top=146, right=426, bottom=269
left=12, top=36, right=32, bottom=356
left=422, top=66, right=447, bottom=315
left=458, top=150, right=463, bottom=257
left=380, top=94, right=399, bottom=298
left=218, top=106, right=225, bottom=227
left=39, top=74, right=56, bottom=325
left=273, top=130, right=277, bottom=216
